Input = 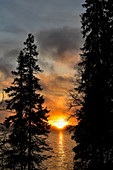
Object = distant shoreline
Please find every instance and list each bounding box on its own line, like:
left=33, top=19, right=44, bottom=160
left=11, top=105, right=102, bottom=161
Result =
left=50, top=125, right=73, bottom=131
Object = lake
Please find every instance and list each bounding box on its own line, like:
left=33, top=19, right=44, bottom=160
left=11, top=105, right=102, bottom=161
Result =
left=0, top=130, right=75, bottom=169
left=42, top=130, right=76, bottom=170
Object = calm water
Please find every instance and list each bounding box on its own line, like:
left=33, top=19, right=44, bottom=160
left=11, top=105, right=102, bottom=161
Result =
left=42, top=131, right=76, bottom=170
left=0, top=131, right=75, bottom=169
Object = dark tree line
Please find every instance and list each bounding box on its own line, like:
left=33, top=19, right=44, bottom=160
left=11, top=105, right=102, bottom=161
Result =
left=0, top=34, right=50, bottom=169
left=71, top=0, right=113, bottom=169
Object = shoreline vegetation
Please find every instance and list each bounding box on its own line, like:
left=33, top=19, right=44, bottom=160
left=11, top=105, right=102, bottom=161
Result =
left=0, top=123, right=73, bottom=132
left=50, top=125, right=73, bottom=131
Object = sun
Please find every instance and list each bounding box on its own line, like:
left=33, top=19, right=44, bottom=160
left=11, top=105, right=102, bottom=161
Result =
left=54, top=118, right=68, bottom=129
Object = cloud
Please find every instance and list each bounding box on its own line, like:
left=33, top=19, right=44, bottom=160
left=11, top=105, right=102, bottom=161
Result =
left=0, top=49, right=19, bottom=78
left=0, top=0, right=83, bottom=36
left=38, top=27, right=82, bottom=63
left=38, top=60, right=55, bottom=72
left=39, top=73, right=73, bottom=97
left=0, top=0, right=83, bottom=124
left=4, top=48, right=19, bottom=60
left=2, top=24, right=25, bottom=34
left=0, top=60, right=13, bottom=78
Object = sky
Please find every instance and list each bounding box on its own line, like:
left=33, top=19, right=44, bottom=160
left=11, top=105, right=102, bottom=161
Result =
left=0, top=0, right=84, bottom=125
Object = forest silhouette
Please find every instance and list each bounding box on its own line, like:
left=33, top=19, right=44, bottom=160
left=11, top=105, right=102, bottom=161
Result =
left=70, top=0, right=113, bottom=169
left=0, top=0, right=113, bottom=169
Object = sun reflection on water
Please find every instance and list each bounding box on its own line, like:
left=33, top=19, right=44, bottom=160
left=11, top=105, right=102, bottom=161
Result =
left=59, top=131, right=63, bottom=145
left=42, top=131, right=75, bottom=169
left=58, top=131, right=65, bottom=167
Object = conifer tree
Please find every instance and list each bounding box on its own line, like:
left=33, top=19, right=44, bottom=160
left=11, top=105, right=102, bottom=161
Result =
left=71, top=0, right=113, bottom=169
left=2, top=34, right=50, bottom=170
left=1, top=51, right=28, bottom=169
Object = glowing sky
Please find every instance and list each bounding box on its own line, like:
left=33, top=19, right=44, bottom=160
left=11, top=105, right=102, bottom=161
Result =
left=0, top=0, right=84, bottom=125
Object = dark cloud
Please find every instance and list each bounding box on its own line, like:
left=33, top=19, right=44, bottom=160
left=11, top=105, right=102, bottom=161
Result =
left=2, top=24, right=25, bottom=34
left=38, top=60, right=55, bottom=72
left=0, top=0, right=83, bottom=36
left=55, top=75, right=72, bottom=84
left=0, top=59, right=13, bottom=78
left=0, top=40, right=18, bottom=50
left=38, top=27, right=82, bottom=62
left=4, top=48, right=19, bottom=60
left=0, top=49, right=19, bottom=78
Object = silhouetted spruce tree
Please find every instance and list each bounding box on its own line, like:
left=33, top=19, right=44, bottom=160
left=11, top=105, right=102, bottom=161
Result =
left=71, top=0, right=113, bottom=169
left=1, top=51, right=28, bottom=169
left=104, top=0, right=113, bottom=165
left=2, top=34, right=50, bottom=170
left=0, top=124, right=7, bottom=170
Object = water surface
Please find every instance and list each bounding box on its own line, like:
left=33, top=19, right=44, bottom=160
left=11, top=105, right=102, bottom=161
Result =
left=42, top=130, right=75, bottom=170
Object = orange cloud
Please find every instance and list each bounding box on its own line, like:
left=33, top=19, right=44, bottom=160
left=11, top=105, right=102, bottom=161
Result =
left=39, top=73, right=76, bottom=125
left=0, top=70, right=78, bottom=126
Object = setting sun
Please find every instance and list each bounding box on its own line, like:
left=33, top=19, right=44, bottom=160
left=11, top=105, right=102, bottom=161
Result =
left=53, top=118, right=68, bottom=129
